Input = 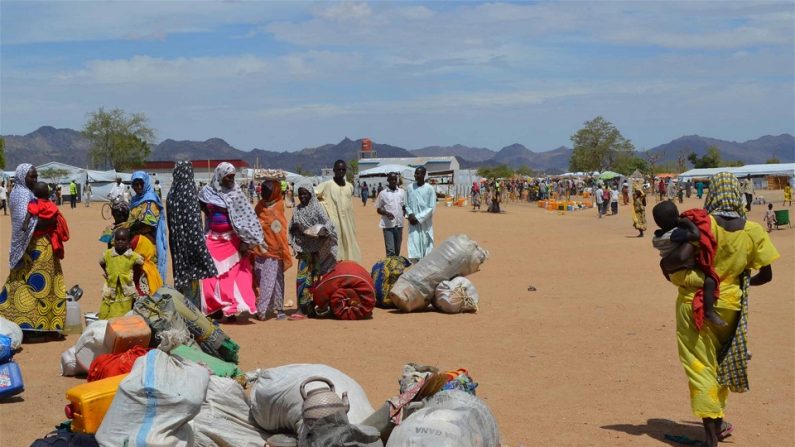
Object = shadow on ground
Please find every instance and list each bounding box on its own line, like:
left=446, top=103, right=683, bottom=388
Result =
left=601, top=418, right=712, bottom=446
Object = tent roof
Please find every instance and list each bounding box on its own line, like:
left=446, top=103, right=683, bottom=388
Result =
left=35, top=162, right=132, bottom=183
left=678, top=163, right=795, bottom=180
left=359, top=164, right=412, bottom=177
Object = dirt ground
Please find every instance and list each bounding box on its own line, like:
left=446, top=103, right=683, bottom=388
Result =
left=0, top=191, right=792, bottom=446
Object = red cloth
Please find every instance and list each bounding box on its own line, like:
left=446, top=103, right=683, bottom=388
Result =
left=28, top=199, right=69, bottom=259
left=87, top=346, right=149, bottom=382
left=313, top=261, right=376, bottom=320
left=680, top=209, right=720, bottom=331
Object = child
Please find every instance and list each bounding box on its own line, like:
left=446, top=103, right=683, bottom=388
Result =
left=98, top=227, right=144, bottom=319
left=652, top=201, right=725, bottom=328
left=99, top=203, right=130, bottom=247
left=763, top=203, right=776, bottom=232
left=23, top=182, right=69, bottom=259
left=252, top=178, right=293, bottom=321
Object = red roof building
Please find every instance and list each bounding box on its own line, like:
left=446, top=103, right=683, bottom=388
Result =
left=141, top=159, right=249, bottom=171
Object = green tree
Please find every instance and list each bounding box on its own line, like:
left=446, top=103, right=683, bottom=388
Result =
left=0, top=136, right=5, bottom=169
left=569, top=116, right=635, bottom=172
left=83, top=107, right=155, bottom=170
left=766, top=157, right=780, bottom=164
left=687, top=146, right=721, bottom=168
left=347, top=159, right=359, bottom=183
left=296, top=167, right=312, bottom=176
left=477, top=164, right=514, bottom=179
left=612, top=153, right=648, bottom=176
left=515, top=165, right=535, bottom=177
left=38, top=168, right=71, bottom=182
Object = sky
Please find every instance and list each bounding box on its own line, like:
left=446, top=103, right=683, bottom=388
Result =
left=1, top=1, right=793, bottom=153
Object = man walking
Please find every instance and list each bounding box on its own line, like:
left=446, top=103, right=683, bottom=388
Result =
left=406, top=167, right=436, bottom=263
left=742, top=175, right=754, bottom=211
left=376, top=172, right=406, bottom=257
left=69, top=180, right=78, bottom=208
left=316, top=160, right=361, bottom=262
left=108, top=177, right=127, bottom=204
left=84, top=182, right=92, bottom=207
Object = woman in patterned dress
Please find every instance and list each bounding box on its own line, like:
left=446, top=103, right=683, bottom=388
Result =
left=126, top=171, right=166, bottom=295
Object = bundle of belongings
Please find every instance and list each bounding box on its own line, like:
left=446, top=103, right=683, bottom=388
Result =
left=388, top=234, right=487, bottom=313
left=0, top=317, right=24, bottom=400
left=312, top=261, right=376, bottom=320
left=370, top=256, right=412, bottom=308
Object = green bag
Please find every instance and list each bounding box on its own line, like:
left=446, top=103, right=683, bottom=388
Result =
left=171, top=344, right=242, bottom=378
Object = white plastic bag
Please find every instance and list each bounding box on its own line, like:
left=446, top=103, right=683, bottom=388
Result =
left=389, top=235, right=487, bottom=312
left=193, top=376, right=270, bottom=447
left=0, top=316, right=23, bottom=350
left=60, top=346, right=79, bottom=376
left=432, top=277, right=479, bottom=314
left=96, top=349, right=210, bottom=447
left=75, top=320, right=109, bottom=372
left=385, top=391, right=500, bottom=447
left=249, top=364, right=374, bottom=434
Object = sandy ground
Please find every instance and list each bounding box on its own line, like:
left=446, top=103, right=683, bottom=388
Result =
left=0, top=191, right=792, bottom=447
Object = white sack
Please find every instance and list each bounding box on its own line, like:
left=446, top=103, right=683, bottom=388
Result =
left=250, top=364, right=374, bottom=434
left=385, top=390, right=500, bottom=447
left=193, top=376, right=270, bottom=447
left=0, top=316, right=23, bottom=349
left=60, top=346, right=79, bottom=376
left=432, top=277, right=479, bottom=314
left=389, top=235, right=487, bottom=312
left=96, top=349, right=210, bottom=447
left=75, top=320, right=109, bottom=372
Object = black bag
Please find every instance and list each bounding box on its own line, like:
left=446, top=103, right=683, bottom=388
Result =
left=30, top=427, right=98, bottom=447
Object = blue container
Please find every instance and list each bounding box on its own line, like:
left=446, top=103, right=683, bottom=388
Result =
left=0, top=335, right=13, bottom=363
left=0, top=361, right=24, bottom=399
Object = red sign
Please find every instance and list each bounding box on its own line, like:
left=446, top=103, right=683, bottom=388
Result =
left=361, top=138, right=372, bottom=152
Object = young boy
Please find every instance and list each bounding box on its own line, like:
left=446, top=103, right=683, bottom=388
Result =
left=98, top=227, right=143, bottom=319
left=763, top=203, right=777, bottom=232
left=652, top=201, right=725, bottom=328
left=23, top=182, right=69, bottom=259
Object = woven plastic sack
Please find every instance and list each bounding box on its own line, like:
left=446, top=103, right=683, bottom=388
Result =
left=385, top=390, right=500, bottom=447
left=193, top=376, right=270, bottom=447
left=389, top=235, right=487, bottom=312
left=0, top=316, right=23, bottom=350
left=432, top=277, right=479, bottom=314
left=370, top=256, right=412, bottom=308
left=61, top=346, right=80, bottom=376
left=75, top=320, right=110, bottom=372
left=249, top=364, right=374, bottom=434
left=95, top=349, right=210, bottom=447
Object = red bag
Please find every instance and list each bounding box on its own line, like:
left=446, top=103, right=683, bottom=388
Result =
left=87, top=346, right=149, bottom=382
left=313, top=261, right=376, bottom=320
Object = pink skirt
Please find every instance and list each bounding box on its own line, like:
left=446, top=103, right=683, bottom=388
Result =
left=201, top=231, right=256, bottom=317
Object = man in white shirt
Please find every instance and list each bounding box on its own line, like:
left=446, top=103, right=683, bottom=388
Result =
left=0, top=181, right=7, bottom=215
left=595, top=184, right=604, bottom=219
left=107, top=177, right=127, bottom=204
left=375, top=172, right=406, bottom=257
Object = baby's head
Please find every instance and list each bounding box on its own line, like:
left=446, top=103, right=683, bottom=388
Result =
left=113, top=227, right=131, bottom=254
left=32, top=182, right=50, bottom=200
left=652, top=200, right=680, bottom=232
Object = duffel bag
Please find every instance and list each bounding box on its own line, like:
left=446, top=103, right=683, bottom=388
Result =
left=313, top=261, right=376, bottom=320
left=370, top=256, right=411, bottom=308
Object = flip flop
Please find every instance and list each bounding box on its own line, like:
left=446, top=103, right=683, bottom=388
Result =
left=719, top=422, right=734, bottom=440
left=288, top=313, right=307, bottom=321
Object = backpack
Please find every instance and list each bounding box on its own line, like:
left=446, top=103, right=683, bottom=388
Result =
left=602, top=189, right=611, bottom=202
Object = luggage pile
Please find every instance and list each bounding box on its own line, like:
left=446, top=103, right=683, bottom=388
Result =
left=387, top=234, right=488, bottom=314
left=311, top=261, right=377, bottom=320
left=0, top=316, right=24, bottom=400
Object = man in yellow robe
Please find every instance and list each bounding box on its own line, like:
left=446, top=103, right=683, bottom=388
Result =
left=316, top=160, right=361, bottom=263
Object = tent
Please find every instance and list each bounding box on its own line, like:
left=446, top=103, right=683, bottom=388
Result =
left=35, top=162, right=132, bottom=202
left=599, top=171, right=622, bottom=180
left=358, top=164, right=412, bottom=177
left=678, top=163, right=795, bottom=181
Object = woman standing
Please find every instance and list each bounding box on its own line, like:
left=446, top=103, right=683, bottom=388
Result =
left=253, top=178, right=293, bottom=320
left=198, top=163, right=265, bottom=320
left=166, top=161, right=218, bottom=306
left=288, top=180, right=338, bottom=320
left=631, top=188, right=647, bottom=237
left=127, top=171, right=166, bottom=294
left=470, top=181, right=481, bottom=211
left=0, top=164, right=67, bottom=337
left=663, top=172, right=779, bottom=447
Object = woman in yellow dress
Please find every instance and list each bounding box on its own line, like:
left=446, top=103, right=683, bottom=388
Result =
left=662, top=172, right=779, bottom=446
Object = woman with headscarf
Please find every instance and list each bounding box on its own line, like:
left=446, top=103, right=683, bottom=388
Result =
left=631, top=186, right=647, bottom=237
left=471, top=181, right=481, bottom=211
left=288, top=180, right=338, bottom=320
left=253, top=177, right=293, bottom=320
left=661, top=172, right=779, bottom=447
left=198, top=162, right=265, bottom=320
left=127, top=171, right=166, bottom=295
left=166, top=161, right=218, bottom=306
left=0, top=164, right=67, bottom=337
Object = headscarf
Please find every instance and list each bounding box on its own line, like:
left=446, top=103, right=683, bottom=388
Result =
left=471, top=182, right=480, bottom=193
left=9, top=163, right=37, bottom=268
left=704, top=172, right=745, bottom=218
left=198, top=162, right=264, bottom=246
left=166, top=161, right=218, bottom=290
left=288, top=180, right=338, bottom=263
left=254, top=179, right=293, bottom=270
left=130, top=171, right=168, bottom=281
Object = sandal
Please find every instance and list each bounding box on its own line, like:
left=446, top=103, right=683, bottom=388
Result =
left=719, top=422, right=734, bottom=440
left=288, top=313, right=307, bottom=321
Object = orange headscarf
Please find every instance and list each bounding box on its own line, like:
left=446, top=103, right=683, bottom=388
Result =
left=254, top=180, right=293, bottom=270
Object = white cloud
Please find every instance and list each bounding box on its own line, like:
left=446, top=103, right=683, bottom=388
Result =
left=315, top=1, right=373, bottom=22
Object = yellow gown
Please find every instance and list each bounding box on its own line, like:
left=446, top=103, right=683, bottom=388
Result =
left=315, top=180, right=361, bottom=263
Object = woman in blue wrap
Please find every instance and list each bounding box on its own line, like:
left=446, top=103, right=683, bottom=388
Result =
left=126, top=171, right=167, bottom=294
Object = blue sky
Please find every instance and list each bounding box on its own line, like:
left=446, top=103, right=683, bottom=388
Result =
left=2, top=1, right=793, bottom=153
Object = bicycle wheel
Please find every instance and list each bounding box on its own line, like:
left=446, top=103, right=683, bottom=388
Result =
left=101, top=203, right=112, bottom=220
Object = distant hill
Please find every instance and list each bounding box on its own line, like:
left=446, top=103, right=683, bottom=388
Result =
left=3, top=126, right=792, bottom=174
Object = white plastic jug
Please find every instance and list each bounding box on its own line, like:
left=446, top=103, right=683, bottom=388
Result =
left=64, top=298, right=82, bottom=335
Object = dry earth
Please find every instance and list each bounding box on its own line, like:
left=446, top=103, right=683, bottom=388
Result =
left=0, top=192, right=792, bottom=446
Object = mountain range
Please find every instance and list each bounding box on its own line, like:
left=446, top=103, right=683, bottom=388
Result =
left=3, top=126, right=793, bottom=174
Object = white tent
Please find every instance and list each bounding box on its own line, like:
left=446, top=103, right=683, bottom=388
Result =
left=678, top=163, right=795, bottom=181
left=35, top=162, right=133, bottom=202
left=358, top=164, right=413, bottom=178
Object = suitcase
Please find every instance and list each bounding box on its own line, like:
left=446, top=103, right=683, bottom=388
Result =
left=65, top=373, right=128, bottom=433
left=170, top=345, right=242, bottom=377
left=103, top=315, right=151, bottom=354
left=0, top=360, right=24, bottom=399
